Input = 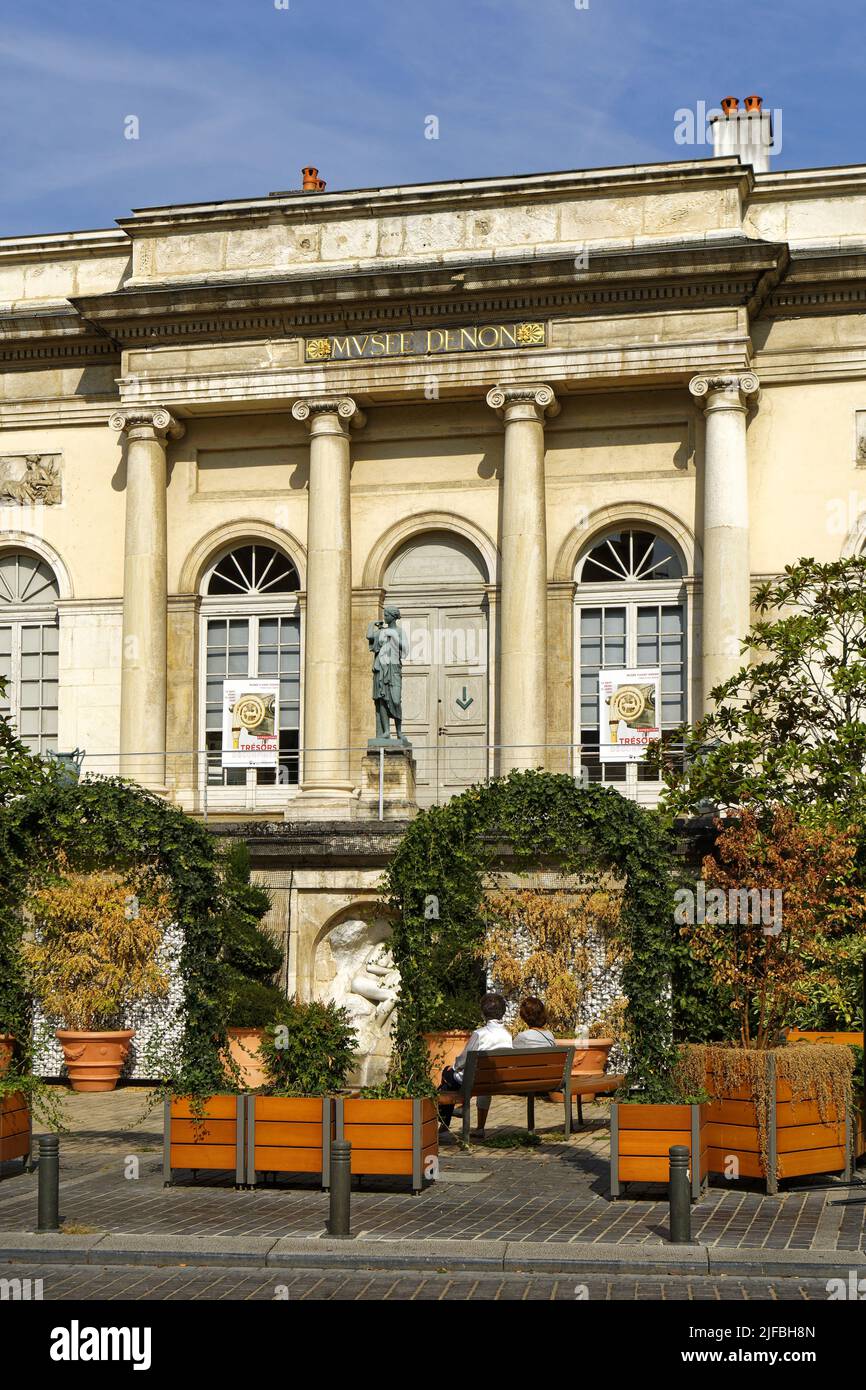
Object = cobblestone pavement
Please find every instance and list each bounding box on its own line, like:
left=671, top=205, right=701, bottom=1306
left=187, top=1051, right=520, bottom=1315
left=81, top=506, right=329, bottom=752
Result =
left=0, top=1262, right=831, bottom=1300
left=1, top=1085, right=864, bottom=1252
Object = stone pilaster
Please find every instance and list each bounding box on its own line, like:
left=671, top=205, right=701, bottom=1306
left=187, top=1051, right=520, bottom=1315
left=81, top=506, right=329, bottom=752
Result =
left=291, top=397, right=365, bottom=808
left=110, top=406, right=185, bottom=789
left=689, top=373, right=759, bottom=710
left=486, top=384, right=559, bottom=773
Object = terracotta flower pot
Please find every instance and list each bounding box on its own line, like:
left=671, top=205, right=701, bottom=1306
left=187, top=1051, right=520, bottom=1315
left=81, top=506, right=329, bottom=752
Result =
left=0, top=1033, right=14, bottom=1077
left=423, top=1030, right=472, bottom=1084
left=56, top=1029, right=134, bottom=1092
left=223, top=1027, right=268, bottom=1090
left=556, top=1037, right=614, bottom=1076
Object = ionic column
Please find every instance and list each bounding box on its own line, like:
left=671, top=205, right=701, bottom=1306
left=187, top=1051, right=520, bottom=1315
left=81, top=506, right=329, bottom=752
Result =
left=291, top=397, right=365, bottom=797
left=689, top=373, right=759, bottom=710
left=486, top=384, right=559, bottom=773
left=110, top=407, right=185, bottom=788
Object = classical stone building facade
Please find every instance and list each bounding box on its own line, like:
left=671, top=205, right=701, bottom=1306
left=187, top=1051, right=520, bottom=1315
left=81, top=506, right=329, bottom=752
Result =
left=4, top=113, right=866, bottom=1049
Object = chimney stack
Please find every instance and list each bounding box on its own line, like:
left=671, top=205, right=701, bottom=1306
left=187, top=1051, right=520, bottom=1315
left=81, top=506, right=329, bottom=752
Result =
left=711, top=95, right=773, bottom=172
left=301, top=166, right=326, bottom=192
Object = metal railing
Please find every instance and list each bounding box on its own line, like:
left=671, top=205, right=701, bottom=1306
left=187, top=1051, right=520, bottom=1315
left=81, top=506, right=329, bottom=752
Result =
left=53, top=742, right=676, bottom=820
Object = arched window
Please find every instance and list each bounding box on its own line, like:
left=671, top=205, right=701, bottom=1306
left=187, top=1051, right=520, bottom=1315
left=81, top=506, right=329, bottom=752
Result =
left=575, top=528, right=687, bottom=798
left=201, top=543, right=301, bottom=796
left=0, top=550, right=60, bottom=754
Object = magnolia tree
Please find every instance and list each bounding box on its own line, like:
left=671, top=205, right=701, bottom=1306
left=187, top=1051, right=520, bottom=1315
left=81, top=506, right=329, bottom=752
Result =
left=648, top=556, right=866, bottom=826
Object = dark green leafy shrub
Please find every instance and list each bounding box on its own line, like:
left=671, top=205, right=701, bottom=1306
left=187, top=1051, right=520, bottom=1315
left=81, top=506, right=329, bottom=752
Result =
left=221, top=974, right=286, bottom=1028
left=215, top=842, right=285, bottom=1028
left=259, top=998, right=357, bottom=1096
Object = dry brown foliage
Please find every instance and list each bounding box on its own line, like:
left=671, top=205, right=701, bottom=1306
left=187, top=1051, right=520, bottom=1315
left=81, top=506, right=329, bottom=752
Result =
left=481, top=887, right=625, bottom=1035
left=23, top=857, right=171, bottom=1031
left=698, top=1041, right=854, bottom=1177
left=688, top=808, right=866, bottom=1049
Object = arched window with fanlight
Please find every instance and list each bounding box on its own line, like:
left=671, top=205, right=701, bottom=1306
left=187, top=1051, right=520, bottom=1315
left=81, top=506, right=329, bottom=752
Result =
left=574, top=527, right=688, bottom=801
left=201, top=542, right=301, bottom=799
left=0, top=549, right=60, bottom=755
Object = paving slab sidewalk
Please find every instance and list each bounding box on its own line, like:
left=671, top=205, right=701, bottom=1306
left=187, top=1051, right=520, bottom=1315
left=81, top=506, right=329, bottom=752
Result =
left=1, top=1085, right=864, bottom=1276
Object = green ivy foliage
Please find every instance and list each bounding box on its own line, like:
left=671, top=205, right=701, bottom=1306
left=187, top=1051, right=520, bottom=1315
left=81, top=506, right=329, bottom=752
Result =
left=0, top=676, right=50, bottom=1042
left=214, top=842, right=285, bottom=1028
left=0, top=772, right=232, bottom=1096
left=384, top=770, right=682, bottom=1101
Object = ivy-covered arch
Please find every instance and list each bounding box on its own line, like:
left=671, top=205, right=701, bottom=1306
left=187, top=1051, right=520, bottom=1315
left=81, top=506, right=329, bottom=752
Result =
left=0, top=773, right=229, bottom=1093
left=383, top=770, right=679, bottom=1100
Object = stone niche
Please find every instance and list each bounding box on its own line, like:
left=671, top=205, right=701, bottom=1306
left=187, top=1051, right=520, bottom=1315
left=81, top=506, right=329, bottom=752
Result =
left=312, top=913, right=398, bottom=1086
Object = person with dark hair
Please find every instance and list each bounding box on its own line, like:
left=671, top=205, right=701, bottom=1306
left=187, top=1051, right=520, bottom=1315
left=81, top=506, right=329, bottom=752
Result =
left=513, top=996, right=555, bottom=1048
left=438, top=992, right=510, bottom=1137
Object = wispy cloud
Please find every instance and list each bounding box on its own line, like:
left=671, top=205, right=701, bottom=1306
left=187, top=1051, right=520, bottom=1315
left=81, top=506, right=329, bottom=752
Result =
left=0, top=0, right=862, bottom=235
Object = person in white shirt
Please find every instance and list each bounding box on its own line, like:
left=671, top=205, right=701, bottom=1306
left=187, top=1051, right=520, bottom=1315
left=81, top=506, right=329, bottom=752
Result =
left=513, top=996, right=556, bottom=1048
left=438, top=993, right=511, bottom=1137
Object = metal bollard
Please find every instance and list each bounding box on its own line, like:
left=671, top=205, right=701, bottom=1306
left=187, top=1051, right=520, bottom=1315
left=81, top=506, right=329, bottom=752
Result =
left=37, top=1133, right=60, bottom=1233
left=668, top=1144, right=691, bottom=1244
left=327, top=1140, right=353, bottom=1239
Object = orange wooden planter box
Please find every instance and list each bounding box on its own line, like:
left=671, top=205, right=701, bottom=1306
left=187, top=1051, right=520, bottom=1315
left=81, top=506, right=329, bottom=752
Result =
left=335, top=1097, right=438, bottom=1192
left=706, top=1063, right=853, bottom=1195
left=246, top=1095, right=333, bottom=1188
left=785, top=1029, right=863, bottom=1048
left=0, top=1091, right=31, bottom=1170
left=610, top=1102, right=707, bottom=1199
left=163, top=1095, right=245, bottom=1186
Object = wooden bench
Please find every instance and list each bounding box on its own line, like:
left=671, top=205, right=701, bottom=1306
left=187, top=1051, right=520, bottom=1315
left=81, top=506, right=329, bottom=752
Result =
left=438, top=1045, right=575, bottom=1142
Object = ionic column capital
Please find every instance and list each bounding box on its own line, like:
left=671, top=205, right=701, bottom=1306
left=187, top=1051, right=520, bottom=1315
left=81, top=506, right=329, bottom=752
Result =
left=486, top=383, right=560, bottom=420
left=689, top=373, right=760, bottom=411
left=109, top=407, right=185, bottom=441
left=291, top=397, right=366, bottom=431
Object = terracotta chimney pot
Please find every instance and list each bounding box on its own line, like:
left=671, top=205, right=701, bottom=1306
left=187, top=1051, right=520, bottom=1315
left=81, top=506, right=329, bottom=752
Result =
left=301, top=166, right=326, bottom=192
left=743, top=95, right=763, bottom=112
left=720, top=96, right=739, bottom=116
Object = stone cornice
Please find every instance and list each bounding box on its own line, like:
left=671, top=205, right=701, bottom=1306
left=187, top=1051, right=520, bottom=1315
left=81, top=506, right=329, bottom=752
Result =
left=764, top=247, right=866, bottom=316
left=68, top=239, right=785, bottom=345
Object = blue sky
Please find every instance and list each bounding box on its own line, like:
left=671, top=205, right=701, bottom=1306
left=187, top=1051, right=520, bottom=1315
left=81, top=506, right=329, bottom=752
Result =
left=0, top=0, right=861, bottom=237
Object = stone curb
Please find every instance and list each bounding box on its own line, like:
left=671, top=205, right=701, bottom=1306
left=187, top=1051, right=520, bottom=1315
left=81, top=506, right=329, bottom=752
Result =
left=1, top=1232, right=862, bottom=1277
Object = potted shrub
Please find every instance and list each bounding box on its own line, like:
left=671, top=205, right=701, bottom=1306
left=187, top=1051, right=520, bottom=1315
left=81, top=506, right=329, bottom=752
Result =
left=248, top=998, right=358, bottom=1188
left=215, top=844, right=285, bottom=1090
left=681, top=809, right=866, bottom=1192
left=23, top=862, right=170, bottom=1092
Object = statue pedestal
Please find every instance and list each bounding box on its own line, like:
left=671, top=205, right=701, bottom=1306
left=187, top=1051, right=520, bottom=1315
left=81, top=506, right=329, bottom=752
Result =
left=359, top=744, right=417, bottom=820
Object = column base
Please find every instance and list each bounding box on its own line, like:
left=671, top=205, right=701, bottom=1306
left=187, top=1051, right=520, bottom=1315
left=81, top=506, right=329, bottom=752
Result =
left=358, top=748, right=418, bottom=820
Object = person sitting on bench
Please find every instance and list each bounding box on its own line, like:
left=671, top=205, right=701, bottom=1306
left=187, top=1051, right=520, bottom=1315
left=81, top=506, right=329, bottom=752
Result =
left=513, top=996, right=555, bottom=1048
left=439, top=992, right=511, bottom=1137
